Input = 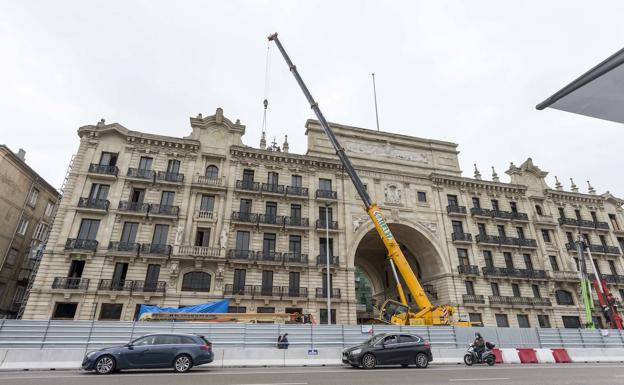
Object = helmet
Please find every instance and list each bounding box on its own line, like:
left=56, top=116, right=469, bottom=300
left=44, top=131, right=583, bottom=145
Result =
left=475, top=332, right=482, bottom=338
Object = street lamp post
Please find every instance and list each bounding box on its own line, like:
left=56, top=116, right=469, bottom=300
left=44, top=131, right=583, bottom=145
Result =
left=325, top=203, right=331, bottom=325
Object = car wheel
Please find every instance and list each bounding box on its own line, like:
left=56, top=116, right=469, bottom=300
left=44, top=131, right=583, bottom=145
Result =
left=486, top=356, right=495, bottom=366
left=95, top=355, right=116, bottom=375
left=464, top=354, right=474, bottom=366
left=173, top=354, right=193, bottom=373
left=415, top=353, right=429, bottom=368
left=361, top=353, right=376, bottom=369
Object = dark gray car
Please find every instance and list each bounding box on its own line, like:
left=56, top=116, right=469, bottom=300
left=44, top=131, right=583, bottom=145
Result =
left=82, top=333, right=213, bottom=374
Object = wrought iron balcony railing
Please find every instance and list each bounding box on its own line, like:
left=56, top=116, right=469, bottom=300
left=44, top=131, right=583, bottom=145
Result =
left=462, top=294, right=485, bottom=304
left=447, top=205, right=467, bottom=215
left=559, top=217, right=611, bottom=230
left=315, top=288, right=341, bottom=298
left=133, top=280, right=167, bottom=293
left=231, top=212, right=259, bottom=224
left=261, top=183, right=285, bottom=194
left=457, top=265, right=480, bottom=275
left=140, top=243, right=172, bottom=256
left=77, top=197, right=110, bottom=210
left=52, top=277, right=90, bottom=290
left=98, top=279, right=134, bottom=291
left=256, top=251, right=282, bottom=262
left=127, top=168, right=154, bottom=180
left=258, top=214, right=284, bottom=225
left=236, top=180, right=260, bottom=191
left=65, top=238, right=98, bottom=251
left=88, top=163, right=118, bottom=176
left=315, top=219, right=339, bottom=230
left=316, top=255, right=339, bottom=266
left=284, top=216, right=309, bottom=227
left=156, top=171, right=184, bottom=183
left=451, top=232, right=473, bottom=242
left=118, top=201, right=149, bottom=213
left=281, top=286, right=308, bottom=298
left=227, top=249, right=255, bottom=260
left=149, top=204, right=179, bottom=216
left=286, top=186, right=309, bottom=196
left=315, top=189, right=337, bottom=199
left=108, top=241, right=140, bottom=253
left=283, top=252, right=308, bottom=264
left=224, top=284, right=254, bottom=296
left=253, top=285, right=282, bottom=297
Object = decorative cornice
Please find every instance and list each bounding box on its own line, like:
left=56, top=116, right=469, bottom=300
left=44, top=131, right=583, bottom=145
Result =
left=545, top=189, right=605, bottom=204
left=229, top=145, right=343, bottom=170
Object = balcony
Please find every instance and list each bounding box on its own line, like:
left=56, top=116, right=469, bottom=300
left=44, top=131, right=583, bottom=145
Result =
left=462, top=294, right=485, bottom=304
left=98, top=279, right=134, bottom=291
left=524, top=269, right=547, bottom=279
left=88, top=163, right=118, bottom=177
left=52, top=277, right=90, bottom=290
left=451, top=232, right=473, bottom=243
left=156, top=171, right=184, bottom=184
left=482, top=266, right=508, bottom=277
left=148, top=204, right=179, bottom=217
left=457, top=265, right=480, bottom=275
left=258, top=214, right=285, bottom=226
left=196, top=211, right=215, bottom=220
left=475, top=234, right=537, bottom=248
left=255, top=251, right=282, bottom=263
left=447, top=205, right=467, bottom=215
left=236, top=180, right=260, bottom=192
left=489, top=295, right=552, bottom=307
left=140, top=243, right=172, bottom=256
left=227, top=249, right=255, bottom=261
left=261, top=183, right=285, bottom=194
left=470, top=207, right=528, bottom=221
left=510, top=212, right=529, bottom=221
left=549, top=270, right=581, bottom=281
left=315, top=288, right=341, bottom=299
left=231, top=212, right=259, bottom=224
left=108, top=241, right=140, bottom=254
left=481, top=266, right=546, bottom=279
left=284, top=216, right=309, bottom=227
left=175, top=245, right=220, bottom=258
left=127, top=168, right=154, bottom=180
left=603, top=274, right=624, bottom=284
left=315, top=189, right=337, bottom=200
left=118, top=201, right=149, bottom=214
left=77, top=197, right=110, bottom=211
left=315, top=219, right=339, bottom=230
left=316, top=255, right=339, bottom=267
left=253, top=285, right=282, bottom=297
left=286, top=186, right=309, bottom=197
left=475, top=234, right=499, bottom=245
left=283, top=252, right=308, bottom=265
left=132, top=280, right=167, bottom=293
left=470, top=207, right=493, bottom=217
left=224, top=284, right=254, bottom=296
left=282, top=286, right=308, bottom=298
left=567, top=243, right=621, bottom=255
left=194, top=175, right=224, bottom=187
left=558, top=217, right=611, bottom=230
left=65, top=238, right=98, bottom=251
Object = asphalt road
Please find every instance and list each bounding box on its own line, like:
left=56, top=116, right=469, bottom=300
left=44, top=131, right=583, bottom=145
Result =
left=1, top=364, right=624, bottom=385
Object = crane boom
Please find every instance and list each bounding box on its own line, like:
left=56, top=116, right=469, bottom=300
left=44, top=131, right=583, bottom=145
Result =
left=268, top=33, right=437, bottom=317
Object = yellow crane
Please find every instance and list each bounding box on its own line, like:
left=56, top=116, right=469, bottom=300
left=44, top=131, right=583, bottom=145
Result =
left=268, top=33, right=470, bottom=326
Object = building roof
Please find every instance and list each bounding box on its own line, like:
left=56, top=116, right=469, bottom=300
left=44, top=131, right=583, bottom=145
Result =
left=0, top=144, right=59, bottom=197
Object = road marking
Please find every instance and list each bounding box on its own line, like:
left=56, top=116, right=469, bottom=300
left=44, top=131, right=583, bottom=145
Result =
left=450, top=378, right=510, bottom=382
left=232, top=383, right=307, bottom=385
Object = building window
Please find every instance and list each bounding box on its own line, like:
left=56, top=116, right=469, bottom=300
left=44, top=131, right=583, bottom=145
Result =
left=228, top=306, right=246, bottom=313
left=619, top=238, right=624, bottom=253
left=608, top=260, right=618, bottom=275
left=538, top=315, right=551, bottom=328
left=182, top=272, right=211, bottom=292
left=535, top=205, right=543, bottom=215
left=465, top=281, right=475, bottom=295
left=195, top=228, right=211, bottom=247
left=28, top=188, right=39, bottom=206
left=491, top=282, right=500, bottom=297
left=495, top=314, right=509, bottom=327
left=289, top=235, right=302, bottom=254
left=17, top=217, right=29, bottom=236
left=497, top=225, right=506, bottom=238
left=523, top=254, right=533, bottom=270
left=541, top=229, right=551, bottom=243
left=477, top=223, right=487, bottom=236
left=320, top=309, right=336, bottom=324
left=166, top=159, right=181, bottom=174
left=562, top=316, right=581, bottom=329
left=44, top=201, right=55, bottom=217
left=452, top=220, right=464, bottom=235
left=469, top=313, right=483, bottom=327
left=447, top=195, right=458, bottom=207
left=152, top=224, right=169, bottom=245
left=99, top=152, right=118, bottom=166
left=558, top=207, right=565, bottom=219
left=566, top=232, right=574, bottom=244
left=320, top=238, right=334, bottom=257
left=33, top=222, right=48, bottom=241
left=491, top=199, right=499, bottom=211
left=591, top=211, right=598, bottom=223
left=265, top=201, right=277, bottom=220
left=516, top=227, right=525, bottom=239
left=599, top=235, right=607, bottom=247
left=417, top=191, right=427, bottom=202
left=555, top=290, right=574, bottom=305
left=267, top=171, right=279, bottom=186
left=52, top=302, right=78, bottom=319
left=257, top=306, right=275, bottom=313
left=160, top=191, right=175, bottom=207
left=4, top=248, right=18, bottom=267
left=472, top=197, right=480, bottom=209
left=205, top=165, right=219, bottom=178
left=291, top=175, right=302, bottom=187
left=233, top=269, right=246, bottom=293
left=261, top=270, right=274, bottom=294
left=120, top=222, right=139, bottom=244
left=77, top=218, right=100, bottom=240
left=549, top=256, right=560, bottom=271
left=318, top=178, right=332, bottom=191
left=138, top=156, right=153, bottom=170
left=575, top=209, right=582, bottom=220
left=510, top=201, right=517, bottom=213
left=609, top=214, right=620, bottom=231
left=239, top=198, right=252, bottom=213
left=235, top=231, right=250, bottom=251
left=512, top=284, right=521, bottom=297
left=263, top=233, right=277, bottom=255
left=242, top=169, right=255, bottom=184
left=290, top=204, right=301, bottom=220
left=457, top=248, right=469, bottom=266
left=483, top=250, right=493, bottom=268
left=99, top=303, right=123, bottom=320
left=517, top=314, right=530, bottom=328
left=503, top=252, right=514, bottom=269
left=200, top=195, right=215, bottom=212
left=532, top=284, right=541, bottom=298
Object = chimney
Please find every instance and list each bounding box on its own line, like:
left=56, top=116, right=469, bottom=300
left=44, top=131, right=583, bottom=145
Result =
left=16, top=148, right=26, bottom=162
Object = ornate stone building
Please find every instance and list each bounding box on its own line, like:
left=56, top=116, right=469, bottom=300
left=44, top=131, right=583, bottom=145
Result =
left=23, top=109, right=624, bottom=327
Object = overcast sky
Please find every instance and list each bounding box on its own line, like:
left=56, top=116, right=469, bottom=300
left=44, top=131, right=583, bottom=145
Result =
left=2, top=0, right=623, bottom=196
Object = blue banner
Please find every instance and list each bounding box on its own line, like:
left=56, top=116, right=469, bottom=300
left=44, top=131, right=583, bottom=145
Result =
left=137, top=299, right=230, bottom=320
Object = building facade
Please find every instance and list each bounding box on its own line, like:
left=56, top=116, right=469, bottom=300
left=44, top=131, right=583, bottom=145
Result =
left=23, top=109, right=624, bottom=327
left=0, top=145, right=59, bottom=318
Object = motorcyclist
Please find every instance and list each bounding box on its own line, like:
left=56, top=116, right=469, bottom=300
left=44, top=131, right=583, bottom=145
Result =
left=473, top=332, right=485, bottom=361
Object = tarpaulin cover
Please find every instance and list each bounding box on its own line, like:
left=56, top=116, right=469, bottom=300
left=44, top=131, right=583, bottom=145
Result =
left=137, top=299, right=230, bottom=319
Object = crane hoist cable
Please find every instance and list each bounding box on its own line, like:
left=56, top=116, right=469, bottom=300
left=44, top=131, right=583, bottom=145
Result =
left=261, top=41, right=272, bottom=137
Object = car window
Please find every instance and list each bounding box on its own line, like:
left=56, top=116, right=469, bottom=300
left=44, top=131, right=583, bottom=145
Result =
left=181, top=336, right=196, bottom=344
left=132, top=335, right=156, bottom=346
left=155, top=335, right=181, bottom=345
left=399, top=335, right=416, bottom=343
left=198, top=336, right=210, bottom=345
left=384, top=335, right=399, bottom=345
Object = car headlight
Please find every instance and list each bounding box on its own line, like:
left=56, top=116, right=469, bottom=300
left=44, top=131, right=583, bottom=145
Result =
left=86, top=351, right=98, bottom=358
left=351, top=348, right=362, bottom=356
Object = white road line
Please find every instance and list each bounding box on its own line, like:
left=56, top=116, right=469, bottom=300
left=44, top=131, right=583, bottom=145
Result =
left=450, top=378, right=510, bottom=382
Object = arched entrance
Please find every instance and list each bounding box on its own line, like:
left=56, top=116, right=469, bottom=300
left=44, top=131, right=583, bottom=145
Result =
left=353, top=222, right=447, bottom=323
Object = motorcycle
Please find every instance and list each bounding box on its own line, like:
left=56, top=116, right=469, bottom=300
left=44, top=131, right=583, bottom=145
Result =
left=464, top=342, right=496, bottom=366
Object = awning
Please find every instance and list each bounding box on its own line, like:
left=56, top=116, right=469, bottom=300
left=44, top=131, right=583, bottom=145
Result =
left=536, top=47, right=624, bottom=124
